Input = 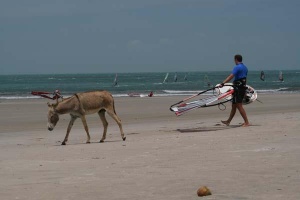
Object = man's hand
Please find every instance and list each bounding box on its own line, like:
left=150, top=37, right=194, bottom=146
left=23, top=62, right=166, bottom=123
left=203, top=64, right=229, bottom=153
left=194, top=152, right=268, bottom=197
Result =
left=219, top=83, right=225, bottom=88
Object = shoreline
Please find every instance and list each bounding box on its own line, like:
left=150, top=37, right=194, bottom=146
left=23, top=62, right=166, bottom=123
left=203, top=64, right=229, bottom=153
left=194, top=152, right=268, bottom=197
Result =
left=1, top=90, right=300, bottom=100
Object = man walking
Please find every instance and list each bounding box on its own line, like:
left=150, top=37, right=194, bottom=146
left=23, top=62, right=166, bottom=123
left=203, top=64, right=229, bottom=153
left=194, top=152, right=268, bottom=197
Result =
left=220, top=54, right=250, bottom=127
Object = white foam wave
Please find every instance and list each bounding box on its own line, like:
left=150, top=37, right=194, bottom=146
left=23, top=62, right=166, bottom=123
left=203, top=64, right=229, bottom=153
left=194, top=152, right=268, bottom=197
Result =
left=0, top=96, right=39, bottom=100
left=163, top=90, right=201, bottom=93
left=256, top=88, right=289, bottom=93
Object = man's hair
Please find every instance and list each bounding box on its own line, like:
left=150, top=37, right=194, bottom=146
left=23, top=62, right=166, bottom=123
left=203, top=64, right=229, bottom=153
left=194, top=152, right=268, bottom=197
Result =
left=234, top=54, right=243, bottom=62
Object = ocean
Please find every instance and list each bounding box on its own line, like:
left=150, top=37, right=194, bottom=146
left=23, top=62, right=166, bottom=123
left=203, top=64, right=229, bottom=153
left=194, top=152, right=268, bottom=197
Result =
left=1, top=70, right=300, bottom=99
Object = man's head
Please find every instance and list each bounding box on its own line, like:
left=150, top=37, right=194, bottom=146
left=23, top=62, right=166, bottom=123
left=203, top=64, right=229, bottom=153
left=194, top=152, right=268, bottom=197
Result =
left=234, top=54, right=243, bottom=64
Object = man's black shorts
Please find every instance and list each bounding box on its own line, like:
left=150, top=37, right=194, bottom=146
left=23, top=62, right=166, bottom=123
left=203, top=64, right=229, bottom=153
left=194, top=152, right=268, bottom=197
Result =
left=232, top=86, right=246, bottom=104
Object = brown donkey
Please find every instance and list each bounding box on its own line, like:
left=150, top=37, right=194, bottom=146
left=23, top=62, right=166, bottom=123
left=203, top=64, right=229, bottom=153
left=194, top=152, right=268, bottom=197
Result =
left=47, top=90, right=126, bottom=145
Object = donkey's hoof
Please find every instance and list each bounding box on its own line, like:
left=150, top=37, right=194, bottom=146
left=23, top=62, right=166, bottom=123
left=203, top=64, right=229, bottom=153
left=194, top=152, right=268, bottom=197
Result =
left=99, top=140, right=104, bottom=143
left=86, top=141, right=91, bottom=144
left=61, top=142, right=66, bottom=145
left=122, top=137, right=126, bottom=141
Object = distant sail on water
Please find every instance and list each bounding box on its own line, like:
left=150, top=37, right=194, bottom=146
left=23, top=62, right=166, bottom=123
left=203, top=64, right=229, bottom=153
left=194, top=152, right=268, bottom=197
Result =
left=163, top=73, right=169, bottom=83
left=260, top=71, right=265, bottom=81
left=279, top=71, right=284, bottom=82
left=113, top=73, right=118, bottom=86
left=174, top=72, right=178, bottom=82
left=184, top=73, right=187, bottom=81
left=3, top=71, right=300, bottom=100
left=204, top=75, right=211, bottom=87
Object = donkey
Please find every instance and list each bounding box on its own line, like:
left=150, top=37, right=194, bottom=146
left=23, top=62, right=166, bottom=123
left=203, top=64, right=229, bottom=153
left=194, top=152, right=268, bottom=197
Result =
left=47, top=90, right=126, bottom=145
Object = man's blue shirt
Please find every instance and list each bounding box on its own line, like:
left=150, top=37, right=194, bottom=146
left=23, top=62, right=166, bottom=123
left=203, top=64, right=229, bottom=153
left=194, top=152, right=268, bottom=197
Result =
left=232, top=63, right=248, bottom=81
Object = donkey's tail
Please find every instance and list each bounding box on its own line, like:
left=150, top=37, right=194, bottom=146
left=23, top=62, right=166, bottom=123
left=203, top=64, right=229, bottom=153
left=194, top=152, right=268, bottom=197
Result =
left=111, top=94, right=117, bottom=114
left=113, top=100, right=117, bottom=114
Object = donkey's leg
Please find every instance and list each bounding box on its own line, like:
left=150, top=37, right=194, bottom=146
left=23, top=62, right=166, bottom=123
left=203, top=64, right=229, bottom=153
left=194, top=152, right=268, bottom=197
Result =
left=80, top=115, right=91, bottom=144
left=106, top=110, right=126, bottom=141
left=62, top=115, right=77, bottom=145
left=98, top=110, right=108, bottom=143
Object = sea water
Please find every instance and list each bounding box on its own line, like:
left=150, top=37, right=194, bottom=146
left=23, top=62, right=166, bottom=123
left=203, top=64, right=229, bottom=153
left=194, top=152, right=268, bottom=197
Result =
left=0, top=70, right=299, bottom=99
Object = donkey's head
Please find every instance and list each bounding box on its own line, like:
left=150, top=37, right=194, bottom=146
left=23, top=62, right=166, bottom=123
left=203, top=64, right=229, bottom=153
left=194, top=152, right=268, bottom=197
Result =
left=47, top=102, right=59, bottom=131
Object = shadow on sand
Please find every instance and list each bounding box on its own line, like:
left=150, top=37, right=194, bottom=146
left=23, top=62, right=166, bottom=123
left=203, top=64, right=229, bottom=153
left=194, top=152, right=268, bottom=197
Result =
left=177, top=124, right=241, bottom=133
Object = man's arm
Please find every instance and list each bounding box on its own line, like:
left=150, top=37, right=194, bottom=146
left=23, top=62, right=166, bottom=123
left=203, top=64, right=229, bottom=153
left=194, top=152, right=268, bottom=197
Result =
left=222, top=74, right=234, bottom=84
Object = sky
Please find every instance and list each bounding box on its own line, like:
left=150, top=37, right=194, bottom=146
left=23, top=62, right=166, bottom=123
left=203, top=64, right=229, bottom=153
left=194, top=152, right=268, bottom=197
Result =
left=1, top=0, right=299, bottom=74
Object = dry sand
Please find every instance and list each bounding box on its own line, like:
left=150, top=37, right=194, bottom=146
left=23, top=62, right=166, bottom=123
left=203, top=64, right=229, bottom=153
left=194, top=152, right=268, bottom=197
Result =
left=0, top=94, right=299, bottom=200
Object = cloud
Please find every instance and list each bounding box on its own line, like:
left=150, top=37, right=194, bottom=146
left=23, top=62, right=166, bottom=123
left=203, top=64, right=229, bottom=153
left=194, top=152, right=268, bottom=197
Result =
left=127, top=40, right=142, bottom=49
left=159, top=38, right=172, bottom=45
left=1, top=0, right=299, bottom=74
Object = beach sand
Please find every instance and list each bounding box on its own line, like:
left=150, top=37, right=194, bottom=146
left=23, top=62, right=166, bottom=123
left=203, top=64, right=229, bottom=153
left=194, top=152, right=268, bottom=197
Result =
left=0, top=94, right=299, bottom=200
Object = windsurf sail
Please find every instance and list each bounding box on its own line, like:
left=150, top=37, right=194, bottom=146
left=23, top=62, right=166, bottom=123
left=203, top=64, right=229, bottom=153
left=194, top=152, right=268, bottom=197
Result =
left=113, top=73, right=118, bottom=86
left=163, top=73, right=169, bottom=83
left=184, top=73, right=187, bottom=81
left=204, top=75, right=211, bottom=87
left=260, top=71, right=265, bottom=81
left=169, top=83, right=258, bottom=116
left=170, top=87, right=233, bottom=116
left=174, top=72, right=178, bottom=82
left=279, top=71, right=283, bottom=82
left=31, top=90, right=63, bottom=102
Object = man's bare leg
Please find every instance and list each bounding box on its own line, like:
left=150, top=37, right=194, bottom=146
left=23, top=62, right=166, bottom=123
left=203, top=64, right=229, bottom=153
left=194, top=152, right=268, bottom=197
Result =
left=236, top=103, right=250, bottom=127
left=221, top=104, right=237, bottom=126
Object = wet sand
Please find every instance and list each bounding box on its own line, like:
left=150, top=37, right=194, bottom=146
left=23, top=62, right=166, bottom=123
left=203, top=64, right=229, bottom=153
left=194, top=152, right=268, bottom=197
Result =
left=0, top=94, right=300, bottom=200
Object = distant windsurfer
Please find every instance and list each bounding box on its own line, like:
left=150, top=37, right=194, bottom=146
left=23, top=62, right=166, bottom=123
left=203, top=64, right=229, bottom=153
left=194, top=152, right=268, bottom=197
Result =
left=279, top=71, right=284, bottom=82
left=260, top=71, right=265, bottom=81
left=113, top=73, right=118, bottom=86
left=163, top=73, right=169, bottom=83
left=219, top=54, right=250, bottom=127
left=204, top=75, right=211, bottom=87
left=174, top=72, right=178, bottom=82
left=184, top=73, right=187, bottom=81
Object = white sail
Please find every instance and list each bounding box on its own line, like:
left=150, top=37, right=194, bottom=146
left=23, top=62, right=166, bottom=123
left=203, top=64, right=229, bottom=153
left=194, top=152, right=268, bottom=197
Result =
left=279, top=71, right=283, bottom=82
left=174, top=72, right=178, bottom=82
left=163, top=73, right=169, bottom=83
left=184, top=73, right=187, bottom=81
left=113, top=73, right=118, bottom=86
